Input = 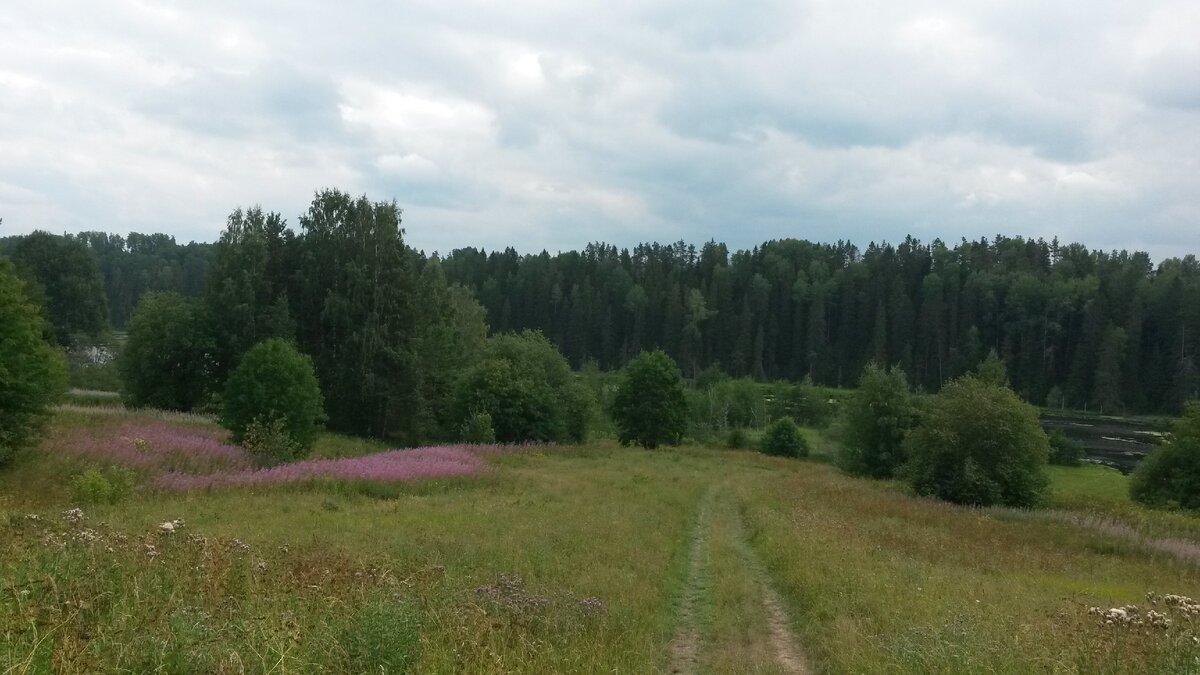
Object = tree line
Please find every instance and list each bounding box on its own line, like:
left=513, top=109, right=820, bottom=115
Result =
left=4, top=207, right=1199, bottom=416
left=441, top=237, right=1200, bottom=414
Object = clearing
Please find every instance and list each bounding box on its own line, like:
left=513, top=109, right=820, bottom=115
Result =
left=3, top=407, right=1200, bottom=672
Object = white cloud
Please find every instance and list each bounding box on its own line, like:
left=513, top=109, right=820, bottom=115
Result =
left=0, top=0, right=1196, bottom=258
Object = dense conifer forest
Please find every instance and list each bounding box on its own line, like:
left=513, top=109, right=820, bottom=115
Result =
left=4, top=222, right=1198, bottom=415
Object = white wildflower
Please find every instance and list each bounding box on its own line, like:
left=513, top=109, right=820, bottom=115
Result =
left=158, top=518, right=185, bottom=535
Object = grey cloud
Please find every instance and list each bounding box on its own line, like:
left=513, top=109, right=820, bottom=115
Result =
left=0, top=0, right=1197, bottom=258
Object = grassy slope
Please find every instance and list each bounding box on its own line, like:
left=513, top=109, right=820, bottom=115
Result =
left=5, top=411, right=1200, bottom=672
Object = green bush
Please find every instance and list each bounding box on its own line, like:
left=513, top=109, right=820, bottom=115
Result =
left=1130, top=402, right=1200, bottom=509
left=760, top=417, right=809, bottom=458
left=453, top=331, right=587, bottom=444
left=460, top=411, right=497, bottom=444
left=71, top=467, right=134, bottom=505
left=221, top=339, right=324, bottom=459
left=0, top=259, right=68, bottom=467
left=341, top=595, right=422, bottom=673
left=726, top=427, right=750, bottom=450
left=1048, top=430, right=1086, bottom=467
left=611, top=350, right=688, bottom=449
left=902, top=376, right=1049, bottom=507
left=119, top=292, right=213, bottom=411
left=838, top=363, right=917, bottom=478
left=241, top=416, right=303, bottom=467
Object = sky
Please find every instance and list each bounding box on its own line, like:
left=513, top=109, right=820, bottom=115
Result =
left=1, top=1, right=1198, bottom=259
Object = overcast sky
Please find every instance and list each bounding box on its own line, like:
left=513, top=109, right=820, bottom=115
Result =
left=2, top=1, right=1197, bottom=258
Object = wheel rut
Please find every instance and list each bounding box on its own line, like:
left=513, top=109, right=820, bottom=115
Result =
left=666, top=483, right=718, bottom=674
left=727, top=503, right=811, bottom=675
left=666, top=483, right=812, bottom=674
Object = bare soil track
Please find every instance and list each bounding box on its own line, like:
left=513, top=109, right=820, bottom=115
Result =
left=667, top=484, right=811, bottom=675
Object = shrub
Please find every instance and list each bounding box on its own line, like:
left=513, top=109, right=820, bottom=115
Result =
left=460, top=411, right=497, bottom=444
left=1130, top=402, right=1200, bottom=509
left=221, top=339, right=324, bottom=459
left=241, top=416, right=303, bottom=467
left=119, top=292, right=213, bottom=411
left=838, top=363, right=917, bottom=478
left=71, top=467, right=135, bottom=505
left=0, top=259, right=68, bottom=467
left=1048, top=430, right=1086, bottom=467
left=726, top=427, right=750, bottom=450
left=760, top=417, right=809, bottom=458
left=611, top=350, right=688, bottom=449
left=902, top=376, right=1050, bottom=507
left=453, top=331, right=586, bottom=444
left=341, top=595, right=422, bottom=673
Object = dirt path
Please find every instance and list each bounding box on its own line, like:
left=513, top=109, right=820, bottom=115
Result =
left=666, top=484, right=717, bottom=674
left=666, top=483, right=812, bottom=675
left=757, top=573, right=811, bottom=675
left=728, top=505, right=811, bottom=675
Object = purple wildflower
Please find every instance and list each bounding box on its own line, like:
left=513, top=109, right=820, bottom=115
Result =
left=155, top=445, right=487, bottom=490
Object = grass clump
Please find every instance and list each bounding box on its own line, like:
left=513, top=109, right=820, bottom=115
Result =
left=70, top=466, right=135, bottom=505
left=341, top=594, right=422, bottom=673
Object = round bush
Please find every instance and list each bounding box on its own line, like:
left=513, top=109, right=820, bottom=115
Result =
left=221, top=339, right=325, bottom=460
left=611, top=350, right=687, bottom=449
left=1130, top=402, right=1200, bottom=509
left=760, top=416, right=809, bottom=458
left=902, top=376, right=1049, bottom=507
left=0, top=259, right=68, bottom=466
left=452, top=331, right=590, bottom=444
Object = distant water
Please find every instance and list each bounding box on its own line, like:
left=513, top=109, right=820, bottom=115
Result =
left=1040, top=413, right=1167, bottom=474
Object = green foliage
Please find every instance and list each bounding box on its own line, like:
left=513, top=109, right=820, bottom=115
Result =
left=1044, top=385, right=1065, bottom=410
left=611, top=350, right=687, bottom=449
left=839, top=363, right=917, bottom=479
left=1047, top=430, right=1086, bottom=467
left=8, top=231, right=109, bottom=344
left=413, top=259, right=489, bottom=440
left=768, top=381, right=836, bottom=427
left=119, top=292, right=213, bottom=410
left=973, top=349, right=1009, bottom=387
left=221, top=339, right=324, bottom=456
left=903, top=376, right=1050, bottom=507
left=460, top=411, right=497, bottom=444
left=204, top=206, right=296, bottom=381
left=0, top=259, right=69, bottom=466
left=1130, top=402, right=1200, bottom=509
left=293, top=189, right=420, bottom=439
left=71, top=467, right=134, bottom=505
left=453, top=331, right=588, bottom=444
left=760, top=416, right=809, bottom=458
left=694, top=363, right=729, bottom=390
left=340, top=595, right=422, bottom=673
left=726, top=427, right=750, bottom=450
left=241, top=416, right=303, bottom=466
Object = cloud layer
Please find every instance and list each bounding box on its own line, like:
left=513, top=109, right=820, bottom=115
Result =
left=1, top=1, right=1197, bottom=257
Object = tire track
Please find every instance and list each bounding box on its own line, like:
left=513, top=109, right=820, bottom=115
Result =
left=666, top=483, right=718, bottom=674
left=729, top=503, right=812, bottom=675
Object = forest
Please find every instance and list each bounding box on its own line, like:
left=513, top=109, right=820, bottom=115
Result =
left=4, top=200, right=1197, bottom=416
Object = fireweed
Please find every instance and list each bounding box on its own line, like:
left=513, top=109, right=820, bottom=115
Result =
left=47, top=416, right=541, bottom=490
left=154, top=445, right=493, bottom=490
left=48, top=419, right=252, bottom=475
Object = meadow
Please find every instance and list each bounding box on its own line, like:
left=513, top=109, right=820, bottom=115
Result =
left=4, top=406, right=1200, bottom=673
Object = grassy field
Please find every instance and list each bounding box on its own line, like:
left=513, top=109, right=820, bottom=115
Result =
left=4, top=408, right=1200, bottom=673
